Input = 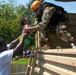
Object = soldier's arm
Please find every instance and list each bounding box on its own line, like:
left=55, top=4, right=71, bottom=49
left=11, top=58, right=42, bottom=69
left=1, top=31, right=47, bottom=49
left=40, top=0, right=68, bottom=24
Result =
left=34, top=18, right=39, bottom=25
left=35, top=6, right=56, bottom=30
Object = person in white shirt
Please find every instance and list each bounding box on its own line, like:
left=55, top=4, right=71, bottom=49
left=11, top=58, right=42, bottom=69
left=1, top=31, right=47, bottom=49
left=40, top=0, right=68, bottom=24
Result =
left=0, top=33, right=29, bottom=75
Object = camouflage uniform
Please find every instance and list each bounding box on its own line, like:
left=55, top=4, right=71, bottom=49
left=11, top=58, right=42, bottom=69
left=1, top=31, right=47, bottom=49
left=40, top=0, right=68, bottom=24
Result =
left=34, top=6, right=74, bottom=47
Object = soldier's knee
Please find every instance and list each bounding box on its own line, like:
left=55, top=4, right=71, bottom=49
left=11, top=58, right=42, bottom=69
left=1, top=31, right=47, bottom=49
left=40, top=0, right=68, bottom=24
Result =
left=60, top=25, right=66, bottom=30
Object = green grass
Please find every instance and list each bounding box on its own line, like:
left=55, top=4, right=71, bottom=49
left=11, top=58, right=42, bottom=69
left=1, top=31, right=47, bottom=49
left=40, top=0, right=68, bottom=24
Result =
left=11, top=58, right=34, bottom=64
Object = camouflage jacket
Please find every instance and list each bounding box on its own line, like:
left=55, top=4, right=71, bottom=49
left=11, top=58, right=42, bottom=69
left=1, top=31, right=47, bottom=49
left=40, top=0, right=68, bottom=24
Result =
left=34, top=6, right=56, bottom=30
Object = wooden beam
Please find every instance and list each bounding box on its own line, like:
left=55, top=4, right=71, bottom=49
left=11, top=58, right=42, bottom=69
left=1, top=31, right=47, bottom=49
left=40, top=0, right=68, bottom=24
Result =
left=68, top=13, right=76, bottom=20
left=30, top=31, right=41, bottom=75
left=38, top=48, right=76, bottom=55
left=37, top=54, right=76, bottom=67
left=36, top=62, right=76, bottom=75
left=35, top=67, right=53, bottom=75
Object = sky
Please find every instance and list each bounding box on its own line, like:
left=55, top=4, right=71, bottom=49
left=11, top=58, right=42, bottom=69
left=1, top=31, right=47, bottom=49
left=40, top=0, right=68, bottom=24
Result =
left=0, top=0, right=76, bottom=13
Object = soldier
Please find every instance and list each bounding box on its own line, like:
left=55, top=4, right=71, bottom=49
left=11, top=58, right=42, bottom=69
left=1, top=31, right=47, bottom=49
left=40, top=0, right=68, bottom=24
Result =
left=24, top=1, right=75, bottom=48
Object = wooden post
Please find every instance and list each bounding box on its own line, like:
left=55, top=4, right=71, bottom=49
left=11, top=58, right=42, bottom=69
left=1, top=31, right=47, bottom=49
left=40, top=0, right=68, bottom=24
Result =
left=25, top=31, right=41, bottom=75
left=25, top=53, right=33, bottom=75
left=30, top=31, right=41, bottom=75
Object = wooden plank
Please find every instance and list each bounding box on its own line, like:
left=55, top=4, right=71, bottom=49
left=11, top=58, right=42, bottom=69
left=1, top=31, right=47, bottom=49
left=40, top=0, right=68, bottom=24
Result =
left=35, top=67, right=51, bottom=75
left=38, top=31, right=41, bottom=47
left=68, top=13, right=76, bottom=20
left=38, top=48, right=76, bottom=55
left=36, top=61, right=76, bottom=75
left=35, top=67, right=59, bottom=75
left=67, top=26, right=76, bottom=34
left=38, top=47, right=76, bottom=52
left=37, top=54, right=76, bottom=67
left=25, top=52, right=34, bottom=75
left=31, top=31, right=41, bottom=75
left=35, top=31, right=38, bottom=48
left=66, top=20, right=76, bottom=26
left=40, top=48, right=76, bottom=51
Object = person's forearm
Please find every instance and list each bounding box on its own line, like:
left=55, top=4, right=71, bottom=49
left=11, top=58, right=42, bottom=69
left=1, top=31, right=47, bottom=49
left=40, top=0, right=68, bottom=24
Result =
left=10, top=38, right=19, bottom=49
left=13, top=38, right=24, bottom=57
left=36, top=7, right=56, bottom=30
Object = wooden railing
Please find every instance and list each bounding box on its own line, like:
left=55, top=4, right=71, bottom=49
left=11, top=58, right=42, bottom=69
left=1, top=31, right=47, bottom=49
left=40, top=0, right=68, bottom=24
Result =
left=34, top=37, right=76, bottom=75
left=35, top=48, right=76, bottom=75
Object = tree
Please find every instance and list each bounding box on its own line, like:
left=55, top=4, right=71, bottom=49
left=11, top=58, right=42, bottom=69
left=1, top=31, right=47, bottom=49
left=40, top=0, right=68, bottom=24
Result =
left=0, top=0, right=36, bottom=43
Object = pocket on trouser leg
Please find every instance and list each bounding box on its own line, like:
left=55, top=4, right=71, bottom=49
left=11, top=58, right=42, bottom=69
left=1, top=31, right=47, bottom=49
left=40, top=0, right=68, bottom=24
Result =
left=59, top=30, right=74, bottom=42
left=60, top=25, right=66, bottom=30
left=69, top=37, right=74, bottom=42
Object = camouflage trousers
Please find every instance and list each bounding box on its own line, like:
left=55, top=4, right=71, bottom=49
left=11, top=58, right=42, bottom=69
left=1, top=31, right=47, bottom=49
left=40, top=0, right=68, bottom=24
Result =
left=55, top=21, right=74, bottom=42
left=40, top=21, right=75, bottom=48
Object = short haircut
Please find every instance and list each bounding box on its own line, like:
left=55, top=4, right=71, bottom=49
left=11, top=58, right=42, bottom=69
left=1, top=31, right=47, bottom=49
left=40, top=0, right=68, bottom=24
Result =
left=20, top=17, right=25, bottom=26
left=0, top=38, right=6, bottom=47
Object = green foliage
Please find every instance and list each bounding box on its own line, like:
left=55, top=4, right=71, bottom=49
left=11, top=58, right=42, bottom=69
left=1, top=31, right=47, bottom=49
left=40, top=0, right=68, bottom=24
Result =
left=0, top=3, right=21, bottom=43
left=0, top=0, right=36, bottom=43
